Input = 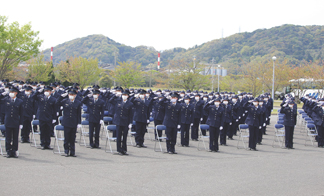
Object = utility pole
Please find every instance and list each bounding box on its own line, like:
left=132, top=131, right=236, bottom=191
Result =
left=211, top=58, right=215, bottom=91
left=149, top=64, right=152, bottom=88
left=113, top=50, right=117, bottom=87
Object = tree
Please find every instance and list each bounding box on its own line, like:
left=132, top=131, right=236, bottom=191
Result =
left=241, top=61, right=263, bottom=97
left=260, top=59, right=291, bottom=94
left=168, top=59, right=210, bottom=91
left=26, top=54, right=53, bottom=82
left=0, top=16, right=42, bottom=79
left=99, top=74, right=113, bottom=88
left=112, top=61, right=144, bottom=88
left=55, top=56, right=102, bottom=89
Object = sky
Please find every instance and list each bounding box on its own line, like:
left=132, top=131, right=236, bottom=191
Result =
left=1, top=0, right=324, bottom=51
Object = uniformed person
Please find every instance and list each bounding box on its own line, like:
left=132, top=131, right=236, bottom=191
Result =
left=257, top=99, right=267, bottom=145
left=152, top=94, right=165, bottom=140
left=228, top=95, right=241, bottom=139
left=110, top=90, right=134, bottom=155
left=130, top=89, right=153, bottom=148
left=244, top=99, right=261, bottom=151
left=82, top=89, right=105, bottom=148
left=0, top=84, right=11, bottom=136
left=280, top=100, right=297, bottom=149
left=203, top=98, right=224, bottom=152
left=56, top=89, right=82, bottom=157
left=19, top=86, right=36, bottom=143
left=180, top=96, right=193, bottom=147
left=159, top=93, right=182, bottom=154
left=0, top=87, right=23, bottom=158
left=191, top=94, right=204, bottom=140
left=220, top=98, right=232, bottom=146
left=32, top=86, right=57, bottom=150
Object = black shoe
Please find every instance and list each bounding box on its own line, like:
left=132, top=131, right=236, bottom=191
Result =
left=12, top=153, right=18, bottom=158
left=135, top=144, right=141, bottom=148
left=95, top=146, right=101, bottom=149
left=288, top=147, right=295, bottom=149
left=185, top=145, right=189, bottom=147
left=263, top=133, right=267, bottom=135
left=70, top=154, right=77, bottom=157
left=42, top=146, right=53, bottom=150
left=257, top=142, right=262, bottom=145
left=251, top=148, right=258, bottom=151
left=140, top=145, right=147, bottom=148
left=123, top=151, right=129, bottom=156
left=172, top=151, right=177, bottom=154
left=208, top=149, right=213, bottom=152
left=213, top=150, right=219, bottom=152
left=65, top=154, right=70, bottom=157
left=6, top=154, right=11, bottom=158
left=168, top=151, right=173, bottom=154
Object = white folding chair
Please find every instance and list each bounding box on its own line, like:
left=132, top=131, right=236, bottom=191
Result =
left=105, top=125, right=117, bottom=153
left=146, top=117, right=154, bottom=140
left=30, top=120, right=41, bottom=148
left=101, top=117, right=113, bottom=139
left=305, top=123, right=318, bottom=147
left=154, top=125, right=167, bottom=152
left=197, top=124, right=210, bottom=151
left=79, top=120, right=89, bottom=146
left=53, top=125, right=65, bottom=155
left=272, top=124, right=285, bottom=148
left=237, top=124, right=249, bottom=149
left=128, top=121, right=136, bottom=146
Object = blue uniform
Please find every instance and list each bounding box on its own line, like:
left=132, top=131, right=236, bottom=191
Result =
left=244, top=102, right=261, bottom=150
left=220, top=104, right=232, bottom=145
left=191, top=99, right=204, bottom=140
left=32, top=92, right=57, bottom=148
left=229, top=101, right=241, bottom=138
left=159, top=97, right=182, bottom=153
left=130, top=97, right=153, bottom=146
left=56, top=96, right=82, bottom=156
left=82, top=96, right=105, bottom=148
left=110, top=96, right=134, bottom=153
left=203, top=103, right=224, bottom=151
left=152, top=98, right=165, bottom=139
left=257, top=105, right=267, bottom=144
left=0, top=95, right=23, bottom=156
left=19, top=92, right=36, bottom=142
left=180, top=102, right=194, bottom=146
left=280, top=105, right=297, bottom=148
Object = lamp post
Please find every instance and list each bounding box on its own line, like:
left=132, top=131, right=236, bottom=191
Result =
left=272, top=56, right=276, bottom=100
left=217, top=64, right=221, bottom=92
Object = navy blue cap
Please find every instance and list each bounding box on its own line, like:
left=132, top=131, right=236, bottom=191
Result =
left=24, top=86, right=33, bottom=91
left=10, top=86, right=19, bottom=93
left=93, top=89, right=100, bottom=94
left=68, top=88, right=78, bottom=94
left=44, top=86, right=53, bottom=91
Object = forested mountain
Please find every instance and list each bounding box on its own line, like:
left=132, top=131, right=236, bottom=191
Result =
left=43, top=24, right=324, bottom=73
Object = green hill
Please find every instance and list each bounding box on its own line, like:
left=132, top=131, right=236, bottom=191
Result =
left=43, top=24, right=324, bottom=72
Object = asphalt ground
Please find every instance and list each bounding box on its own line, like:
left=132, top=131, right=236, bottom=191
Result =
left=0, top=115, right=323, bottom=196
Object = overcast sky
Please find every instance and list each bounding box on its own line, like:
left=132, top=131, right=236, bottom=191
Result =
left=1, top=0, right=324, bottom=51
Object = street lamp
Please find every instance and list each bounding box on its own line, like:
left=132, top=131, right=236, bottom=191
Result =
left=272, top=56, right=277, bottom=100
left=218, top=64, right=221, bottom=92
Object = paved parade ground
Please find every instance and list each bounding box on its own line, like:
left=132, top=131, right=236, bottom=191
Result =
left=1, top=115, right=323, bottom=196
